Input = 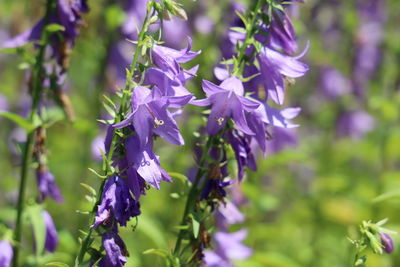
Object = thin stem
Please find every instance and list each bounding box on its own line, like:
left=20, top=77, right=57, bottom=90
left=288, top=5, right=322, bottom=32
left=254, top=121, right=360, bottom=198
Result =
left=74, top=3, right=154, bottom=265
left=12, top=1, right=55, bottom=266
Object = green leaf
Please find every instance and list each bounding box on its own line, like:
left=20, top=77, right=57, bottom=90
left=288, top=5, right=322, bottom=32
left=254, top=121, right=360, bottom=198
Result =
left=0, top=111, right=36, bottom=132
left=45, top=23, right=65, bottom=33
left=45, top=262, right=70, bottom=267
left=230, top=27, right=246, bottom=33
left=143, top=248, right=169, bottom=257
left=80, top=183, right=97, bottom=196
left=189, top=214, right=200, bottom=239
left=27, top=204, right=45, bottom=255
left=372, top=189, right=400, bottom=203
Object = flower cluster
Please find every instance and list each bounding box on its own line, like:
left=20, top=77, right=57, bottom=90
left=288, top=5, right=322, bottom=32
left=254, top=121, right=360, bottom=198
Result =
left=88, top=3, right=201, bottom=264
left=193, top=1, right=307, bottom=205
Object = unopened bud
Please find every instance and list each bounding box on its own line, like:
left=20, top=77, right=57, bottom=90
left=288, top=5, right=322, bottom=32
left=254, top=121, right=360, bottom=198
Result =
left=380, top=233, right=394, bottom=254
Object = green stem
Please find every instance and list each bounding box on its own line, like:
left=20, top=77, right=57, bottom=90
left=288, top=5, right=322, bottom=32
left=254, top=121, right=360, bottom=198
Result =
left=12, top=1, right=55, bottom=266
left=232, top=0, right=264, bottom=76
left=74, top=3, right=154, bottom=265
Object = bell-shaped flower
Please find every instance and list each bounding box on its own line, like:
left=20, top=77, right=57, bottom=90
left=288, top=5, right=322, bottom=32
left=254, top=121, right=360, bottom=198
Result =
left=125, top=134, right=171, bottom=191
left=42, top=210, right=59, bottom=253
left=268, top=8, right=298, bottom=55
left=152, top=37, right=201, bottom=75
left=99, top=231, right=127, bottom=267
left=193, top=77, right=260, bottom=135
left=258, top=45, right=308, bottom=105
left=93, top=176, right=141, bottom=227
left=113, top=86, right=191, bottom=147
left=203, top=230, right=252, bottom=267
left=144, top=67, right=196, bottom=98
left=226, top=130, right=257, bottom=181
left=246, top=102, right=300, bottom=153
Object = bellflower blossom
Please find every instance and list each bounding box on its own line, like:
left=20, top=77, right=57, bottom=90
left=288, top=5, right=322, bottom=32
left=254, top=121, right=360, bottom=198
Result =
left=42, top=210, right=59, bottom=253
left=113, top=86, right=191, bottom=147
left=203, top=230, right=252, bottom=267
left=193, top=77, right=260, bottom=135
left=99, top=230, right=128, bottom=267
left=93, top=175, right=141, bottom=228
left=258, top=46, right=308, bottom=105
left=0, top=240, right=13, bottom=267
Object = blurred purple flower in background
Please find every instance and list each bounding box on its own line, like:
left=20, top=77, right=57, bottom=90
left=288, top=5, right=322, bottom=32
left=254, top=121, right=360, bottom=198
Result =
left=336, top=110, right=375, bottom=139
left=42, top=210, right=59, bottom=253
left=0, top=94, right=9, bottom=111
left=0, top=240, right=13, bottom=267
left=203, top=230, right=252, bottom=267
left=319, top=67, right=350, bottom=100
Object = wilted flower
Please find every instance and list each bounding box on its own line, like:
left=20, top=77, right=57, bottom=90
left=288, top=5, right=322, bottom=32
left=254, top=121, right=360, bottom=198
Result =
left=36, top=167, right=63, bottom=203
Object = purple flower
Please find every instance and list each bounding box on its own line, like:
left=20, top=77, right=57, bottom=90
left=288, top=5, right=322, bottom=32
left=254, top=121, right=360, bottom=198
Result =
left=203, top=230, right=252, bottom=267
left=380, top=233, right=394, bottom=254
left=125, top=134, right=172, bottom=190
left=152, top=38, right=200, bottom=75
left=217, top=200, right=245, bottom=226
left=258, top=46, right=308, bottom=105
left=336, top=110, right=375, bottom=140
left=36, top=168, right=63, bottom=203
left=268, top=8, right=298, bottom=55
left=0, top=94, right=9, bottom=111
left=246, top=102, right=300, bottom=153
left=201, top=177, right=234, bottom=202
left=42, top=210, right=59, bottom=253
left=226, top=130, right=256, bottom=181
left=0, top=240, right=13, bottom=267
left=114, top=86, right=191, bottom=147
left=93, top=176, right=140, bottom=227
left=91, top=134, right=106, bottom=162
left=99, top=231, right=127, bottom=267
left=193, top=77, right=260, bottom=135
left=319, top=67, right=350, bottom=100
left=266, top=127, right=298, bottom=153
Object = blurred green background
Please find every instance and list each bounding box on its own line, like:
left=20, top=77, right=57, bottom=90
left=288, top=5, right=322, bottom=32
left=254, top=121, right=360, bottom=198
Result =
left=1, top=0, right=400, bottom=266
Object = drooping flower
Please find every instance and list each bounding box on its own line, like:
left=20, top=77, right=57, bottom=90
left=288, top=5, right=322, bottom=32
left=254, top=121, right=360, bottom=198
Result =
left=0, top=240, right=13, bottom=267
left=42, top=210, right=59, bottom=253
left=380, top=233, right=394, bottom=254
left=2, top=0, right=89, bottom=49
left=246, top=102, right=300, bottom=153
left=226, top=130, right=256, bottom=181
left=99, top=231, right=127, bottom=267
left=257, top=46, right=308, bottom=105
left=125, top=134, right=172, bottom=190
left=113, top=86, right=191, bottom=147
left=36, top=167, right=63, bottom=203
left=193, top=77, right=260, bottom=135
left=93, top=176, right=141, bottom=227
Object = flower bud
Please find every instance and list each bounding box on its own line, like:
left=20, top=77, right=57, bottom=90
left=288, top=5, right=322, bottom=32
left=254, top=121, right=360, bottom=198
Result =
left=380, top=233, right=394, bottom=254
